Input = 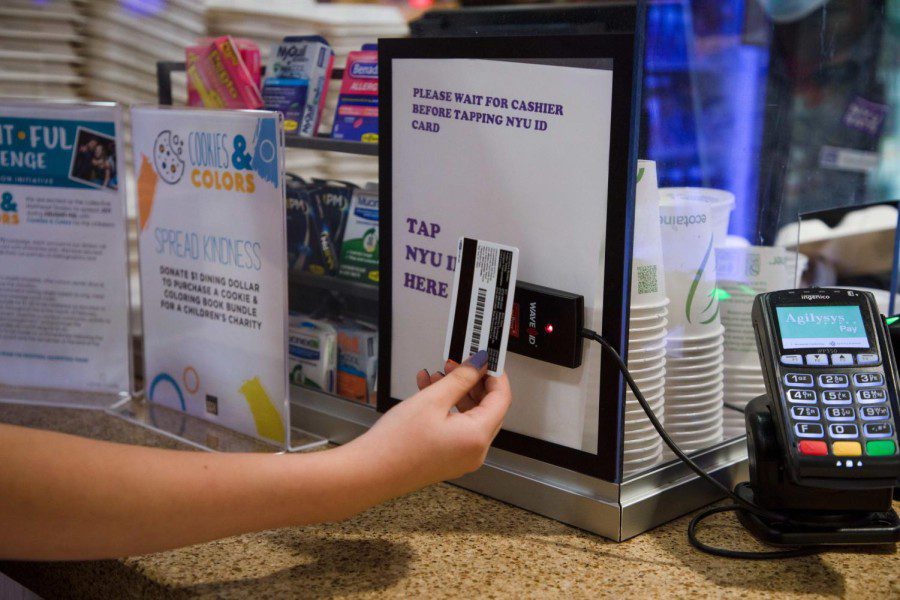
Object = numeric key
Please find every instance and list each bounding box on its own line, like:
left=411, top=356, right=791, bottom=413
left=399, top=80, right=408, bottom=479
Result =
left=818, top=374, right=849, bottom=388
left=829, top=424, right=859, bottom=439
left=821, top=390, right=851, bottom=404
left=856, top=388, right=887, bottom=404
left=791, top=406, right=820, bottom=421
left=825, top=407, right=855, bottom=422
left=786, top=389, right=817, bottom=404
left=854, top=372, right=884, bottom=387
left=784, top=373, right=813, bottom=387
left=861, top=406, right=890, bottom=421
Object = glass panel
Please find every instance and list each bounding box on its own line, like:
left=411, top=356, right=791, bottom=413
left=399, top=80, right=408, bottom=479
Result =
left=625, top=0, right=899, bottom=478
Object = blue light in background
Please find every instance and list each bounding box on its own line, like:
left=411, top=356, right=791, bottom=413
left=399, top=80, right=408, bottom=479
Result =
left=121, top=0, right=165, bottom=16
left=643, top=0, right=770, bottom=239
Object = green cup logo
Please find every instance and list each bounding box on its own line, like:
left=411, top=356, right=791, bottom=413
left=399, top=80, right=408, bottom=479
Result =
left=685, top=235, right=719, bottom=325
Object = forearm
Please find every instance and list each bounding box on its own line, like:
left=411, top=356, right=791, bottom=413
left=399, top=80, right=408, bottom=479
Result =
left=0, top=424, right=391, bottom=560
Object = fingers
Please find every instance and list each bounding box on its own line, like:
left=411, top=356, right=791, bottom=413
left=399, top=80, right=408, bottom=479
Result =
left=416, top=369, right=446, bottom=391
left=419, top=350, right=489, bottom=411
left=416, top=369, right=430, bottom=391
left=460, top=373, right=512, bottom=437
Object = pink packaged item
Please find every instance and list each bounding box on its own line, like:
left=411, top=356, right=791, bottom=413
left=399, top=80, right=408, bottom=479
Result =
left=186, top=37, right=262, bottom=109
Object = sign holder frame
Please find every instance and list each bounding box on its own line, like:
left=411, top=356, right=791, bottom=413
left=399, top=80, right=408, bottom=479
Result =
left=0, top=100, right=134, bottom=411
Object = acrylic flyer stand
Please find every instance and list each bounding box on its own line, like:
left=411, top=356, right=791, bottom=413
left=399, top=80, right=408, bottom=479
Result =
left=113, top=106, right=325, bottom=453
left=0, top=101, right=133, bottom=410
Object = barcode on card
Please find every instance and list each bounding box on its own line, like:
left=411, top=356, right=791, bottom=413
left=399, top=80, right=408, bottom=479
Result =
left=469, top=287, right=487, bottom=354
left=444, top=237, right=519, bottom=376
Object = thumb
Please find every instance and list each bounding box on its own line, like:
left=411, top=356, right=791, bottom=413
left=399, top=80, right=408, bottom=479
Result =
left=420, top=350, right=489, bottom=411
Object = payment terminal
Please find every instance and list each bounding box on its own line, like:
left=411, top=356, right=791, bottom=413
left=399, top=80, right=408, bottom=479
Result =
left=752, top=288, right=900, bottom=489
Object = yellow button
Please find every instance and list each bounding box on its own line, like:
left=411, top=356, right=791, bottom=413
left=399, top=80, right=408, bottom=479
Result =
left=832, top=441, right=862, bottom=456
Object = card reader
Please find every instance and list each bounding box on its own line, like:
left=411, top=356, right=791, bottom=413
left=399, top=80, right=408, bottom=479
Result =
left=506, top=281, right=584, bottom=368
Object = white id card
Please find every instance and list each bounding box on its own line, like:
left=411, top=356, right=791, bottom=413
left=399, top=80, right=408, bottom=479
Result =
left=443, top=237, right=519, bottom=376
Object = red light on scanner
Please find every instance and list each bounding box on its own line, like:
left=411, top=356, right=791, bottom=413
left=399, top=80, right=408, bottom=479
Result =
left=545, top=324, right=554, bottom=334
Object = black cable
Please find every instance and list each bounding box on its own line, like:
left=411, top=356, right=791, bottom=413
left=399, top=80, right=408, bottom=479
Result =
left=581, top=328, right=831, bottom=559
left=687, top=505, right=821, bottom=560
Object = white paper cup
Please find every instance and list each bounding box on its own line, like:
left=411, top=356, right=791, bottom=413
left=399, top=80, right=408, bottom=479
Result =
left=666, top=405, right=723, bottom=423
left=716, top=245, right=799, bottom=366
left=630, top=307, right=669, bottom=323
left=667, top=421, right=724, bottom=438
left=666, top=363, right=724, bottom=381
left=630, top=297, right=671, bottom=312
left=626, top=354, right=666, bottom=372
left=631, top=160, right=668, bottom=307
left=659, top=198, right=721, bottom=339
left=623, top=453, right=663, bottom=470
left=629, top=317, right=668, bottom=334
left=624, top=430, right=661, bottom=447
left=627, top=344, right=666, bottom=361
left=624, top=387, right=665, bottom=406
left=624, top=445, right=663, bottom=461
left=666, top=324, right=726, bottom=344
left=660, top=187, right=735, bottom=244
left=630, top=336, right=668, bottom=353
left=668, top=350, right=726, bottom=366
left=666, top=369, right=724, bottom=387
left=629, top=328, right=667, bottom=346
left=725, top=382, right=766, bottom=393
left=666, top=338, right=725, bottom=358
left=631, top=366, right=667, bottom=383
left=666, top=382, right=725, bottom=400
left=666, top=400, right=723, bottom=415
left=623, top=449, right=662, bottom=465
left=626, top=378, right=665, bottom=397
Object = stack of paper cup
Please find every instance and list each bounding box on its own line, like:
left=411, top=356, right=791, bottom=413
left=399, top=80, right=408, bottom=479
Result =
left=624, top=160, right=668, bottom=474
left=717, top=245, right=799, bottom=437
left=660, top=197, right=724, bottom=453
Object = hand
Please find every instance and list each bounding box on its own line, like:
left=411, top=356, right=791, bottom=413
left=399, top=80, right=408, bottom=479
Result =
left=348, top=350, right=512, bottom=496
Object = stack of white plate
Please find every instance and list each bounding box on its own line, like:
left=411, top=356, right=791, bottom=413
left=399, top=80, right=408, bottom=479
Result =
left=623, top=299, right=669, bottom=474
left=81, top=0, right=205, bottom=106
left=0, top=1, right=84, bottom=102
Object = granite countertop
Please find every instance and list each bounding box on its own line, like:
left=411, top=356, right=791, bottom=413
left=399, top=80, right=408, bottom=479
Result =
left=1, top=403, right=898, bottom=599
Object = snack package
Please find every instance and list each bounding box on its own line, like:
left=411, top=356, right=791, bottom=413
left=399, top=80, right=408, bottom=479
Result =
left=331, top=49, right=378, bottom=142
left=338, top=184, right=379, bottom=284
left=185, top=36, right=262, bottom=109
left=336, top=323, right=378, bottom=404
left=288, top=315, right=337, bottom=392
left=263, top=36, right=334, bottom=136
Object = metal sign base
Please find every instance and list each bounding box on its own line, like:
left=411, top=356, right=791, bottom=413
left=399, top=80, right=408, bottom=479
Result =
left=109, top=396, right=327, bottom=454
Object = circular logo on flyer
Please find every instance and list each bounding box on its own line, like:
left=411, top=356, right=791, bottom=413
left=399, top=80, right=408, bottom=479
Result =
left=152, top=130, right=185, bottom=185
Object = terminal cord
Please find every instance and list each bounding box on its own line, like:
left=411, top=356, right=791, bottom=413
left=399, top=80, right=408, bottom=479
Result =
left=581, top=328, right=825, bottom=559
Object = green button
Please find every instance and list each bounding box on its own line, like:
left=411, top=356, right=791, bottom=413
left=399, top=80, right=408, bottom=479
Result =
left=866, top=440, right=896, bottom=456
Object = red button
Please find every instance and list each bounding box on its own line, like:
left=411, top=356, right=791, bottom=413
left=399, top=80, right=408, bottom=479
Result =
left=799, top=440, right=828, bottom=456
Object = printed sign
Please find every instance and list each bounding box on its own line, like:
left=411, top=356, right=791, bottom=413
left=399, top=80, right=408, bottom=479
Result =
left=132, top=107, right=289, bottom=445
left=390, top=58, right=614, bottom=452
left=0, top=102, right=131, bottom=393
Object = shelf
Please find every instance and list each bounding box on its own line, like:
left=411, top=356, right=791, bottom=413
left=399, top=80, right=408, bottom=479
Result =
left=285, top=135, right=378, bottom=156
left=289, top=270, right=379, bottom=302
